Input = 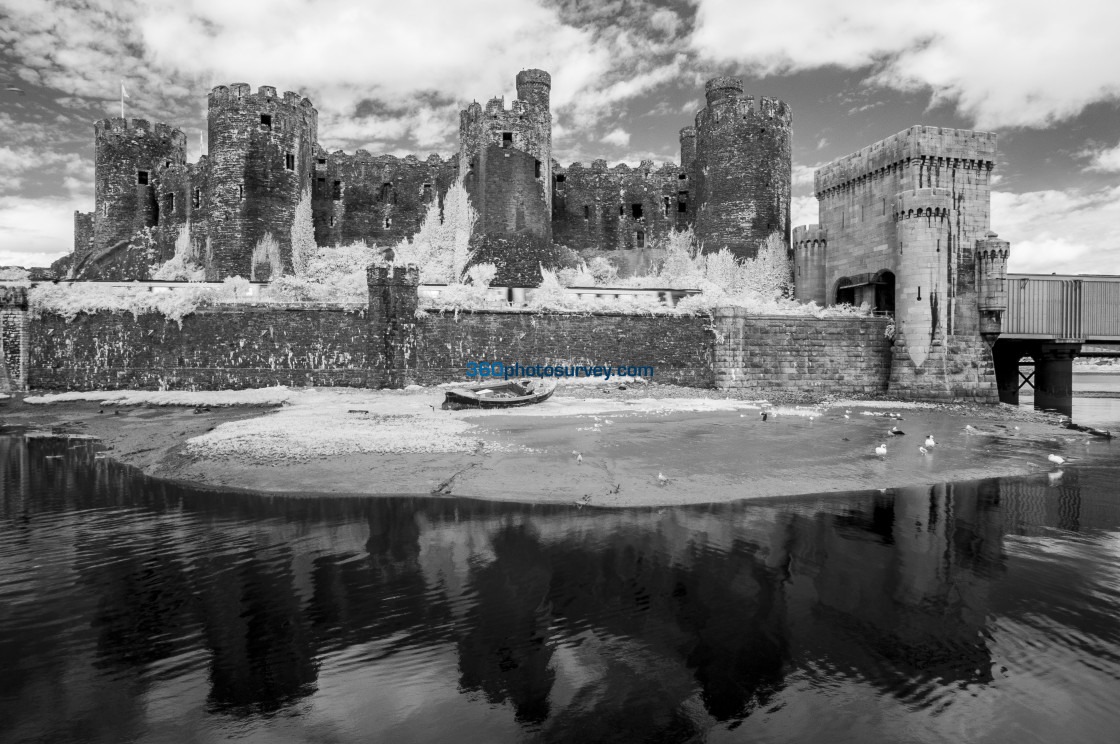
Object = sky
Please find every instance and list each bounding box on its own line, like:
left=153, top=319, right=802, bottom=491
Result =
left=1, top=0, right=1119, bottom=274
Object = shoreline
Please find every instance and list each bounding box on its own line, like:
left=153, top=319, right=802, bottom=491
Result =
left=3, top=382, right=1113, bottom=506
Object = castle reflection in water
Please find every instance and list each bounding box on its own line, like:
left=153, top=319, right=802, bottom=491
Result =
left=1, top=435, right=1118, bottom=742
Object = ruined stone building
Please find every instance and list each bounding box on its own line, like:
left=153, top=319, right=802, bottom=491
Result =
left=63, top=70, right=793, bottom=281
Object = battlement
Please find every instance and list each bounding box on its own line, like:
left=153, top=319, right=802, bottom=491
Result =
left=792, top=224, right=827, bottom=247
left=816, top=126, right=997, bottom=194
left=894, top=187, right=953, bottom=220
left=515, top=69, right=551, bottom=88
left=695, top=94, right=792, bottom=128
left=95, top=118, right=186, bottom=145
left=976, top=231, right=1011, bottom=260
left=679, top=126, right=696, bottom=139
left=208, top=83, right=315, bottom=111
left=318, top=150, right=455, bottom=169
left=556, top=160, right=679, bottom=175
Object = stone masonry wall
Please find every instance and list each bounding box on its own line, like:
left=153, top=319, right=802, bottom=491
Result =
left=1, top=287, right=29, bottom=392
left=712, top=309, right=892, bottom=395
left=29, top=305, right=369, bottom=391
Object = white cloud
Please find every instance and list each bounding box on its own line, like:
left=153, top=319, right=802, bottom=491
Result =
left=691, top=0, right=1120, bottom=129
left=1081, top=143, right=1120, bottom=173
left=0, top=196, right=81, bottom=266
left=792, top=163, right=822, bottom=189
left=791, top=195, right=818, bottom=230
left=601, top=128, right=631, bottom=147
left=993, top=186, right=1120, bottom=274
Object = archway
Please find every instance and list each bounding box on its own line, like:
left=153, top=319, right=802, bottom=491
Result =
left=834, top=277, right=856, bottom=306
left=874, top=270, right=896, bottom=314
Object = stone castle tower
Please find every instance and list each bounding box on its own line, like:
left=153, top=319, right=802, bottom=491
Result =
left=692, top=77, right=792, bottom=260
left=459, top=69, right=553, bottom=241
left=206, top=84, right=318, bottom=279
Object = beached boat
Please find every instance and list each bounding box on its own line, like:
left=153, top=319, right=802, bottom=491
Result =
left=441, top=379, right=556, bottom=410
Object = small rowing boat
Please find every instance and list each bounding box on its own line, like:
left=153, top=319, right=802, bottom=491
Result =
left=441, top=379, right=556, bottom=410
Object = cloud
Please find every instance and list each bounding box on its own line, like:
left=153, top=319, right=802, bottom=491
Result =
left=792, top=163, right=822, bottom=189
left=690, top=0, right=1120, bottom=129
left=600, top=128, right=631, bottom=147
left=0, top=195, right=81, bottom=266
left=993, top=186, right=1120, bottom=274
left=791, top=195, right=818, bottom=229
left=1081, top=143, right=1120, bottom=173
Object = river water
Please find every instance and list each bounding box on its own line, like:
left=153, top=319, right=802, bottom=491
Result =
left=1, top=382, right=1119, bottom=743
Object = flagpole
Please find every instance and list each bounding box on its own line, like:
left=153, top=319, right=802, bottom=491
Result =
left=120, top=81, right=124, bottom=119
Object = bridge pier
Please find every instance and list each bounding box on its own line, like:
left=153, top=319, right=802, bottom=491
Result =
left=1033, top=343, right=1080, bottom=416
left=992, top=339, right=1080, bottom=415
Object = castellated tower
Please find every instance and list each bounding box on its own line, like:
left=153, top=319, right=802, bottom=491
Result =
left=207, top=83, right=318, bottom=279
left=692, top=77, right=792, bottom=260
left=93, top=118, right=187, bottom=253
left=679, top=126, right=697, bottom=170
left=458, top=69, right=552, bottom=241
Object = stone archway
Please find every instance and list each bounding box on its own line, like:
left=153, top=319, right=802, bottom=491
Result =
left=834, top=277, right=856, bottom=306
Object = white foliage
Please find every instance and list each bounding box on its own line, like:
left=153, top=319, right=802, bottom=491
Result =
left=250, top=233, right=283, bottom=281
left=290, top=189, right=316, bottom=277
left=466, top=262, right=498, bottom=288
left=393, top=174, right=477, bottom=283
left=151, top=223, right=206, bottom=281
left=557, top=260, right=597, bottom=287
left=587, top=257, right=618, bottom=285
left=30, top=277, right=259, bottom=325
left=270, top=240, right=375, bottom=302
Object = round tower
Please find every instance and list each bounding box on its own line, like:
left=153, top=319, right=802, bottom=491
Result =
left=458, top=70, right=553, bottom=241
left=976, top=231, right=1011, bottom=345
left=679, top=126, right=697, bottom=170
left=792, top=224, right=827, bottom=305
left=692, top=77, right=792, bottom=260
left=93, top=118, right=187, bottom=252
left=893, top=188, right=954, bottom=368
left=206, top=83, right=318, bottom=279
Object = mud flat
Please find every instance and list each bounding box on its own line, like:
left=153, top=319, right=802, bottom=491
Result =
left=2, top=383, right=1109, bottom=506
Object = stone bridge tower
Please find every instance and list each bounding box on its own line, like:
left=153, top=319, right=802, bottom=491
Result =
left=458, top=69, right=552, bottom=241
left=206, top=83, right=318, bottom=279
left=692, top=77, right=791, bottom=260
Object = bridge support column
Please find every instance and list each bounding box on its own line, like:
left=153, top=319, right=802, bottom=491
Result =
left=992, top=340, right=1024, bottom=406
left=1033, top=342, right=1080, bottom=416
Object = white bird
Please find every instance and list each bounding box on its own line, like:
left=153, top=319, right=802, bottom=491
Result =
left=1048, top=454, right=1066, bottom=465
left=657, top=472, right=668, bottom=484
left=875, top=443, right=887, bottom=457
left=919, top=446, right=929, bottom=455
left=577, top=453, right=583, bottom=464
left=964, top=424, right=976, bottom=434
left=888, top=426, right=905, bottom=436
left=844, top=414, right=850, bottom=419
left=924, top=435, right=936, bottom=448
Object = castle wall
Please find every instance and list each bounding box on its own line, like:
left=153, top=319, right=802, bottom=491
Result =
left=311, top=151, right=457, bottom=248
left=552, top=160, right=689, bottom=254
left=73, top=212, right=94, bottom=260
left=206, top=84, right=318, bottom=279
left=692, top=78, right=791, bottom=260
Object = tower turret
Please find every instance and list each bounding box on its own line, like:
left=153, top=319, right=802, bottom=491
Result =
left=679, top=126, right=697, bottom=170
left=976, top=231, right=1011, bottom=345
left=893, top=188, right=954, bottom=368
left=206, top=83, right=318, bottom=279
left=459, top=70, right=553, bottom=241
left=792, top=225, right=828, bottom=304
left=93, top=118, right=187, bottom=253
left=692, top=77, right=792, bottom=260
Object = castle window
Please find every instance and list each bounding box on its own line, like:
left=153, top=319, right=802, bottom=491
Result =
left=163, top=192, right=174, bottom=216
left=285, top=153, right=295, bottom=170
left=584, top=205, right=590, bottom=220
left=317, top=158, right=327, bottom=165
left=379, top=182, right=393, bottom=203
left=635, top=230, right=645, bottom=249
left=631, top=203, right=643, bottom=220
left=332, top=181, right=342, bottom=200
left=317, top=177, right=325, bottom=183
left=555, top=174, right=566, bottom=183
left=261, top=114, right=272, bottom=129
left=422, top=183, right=432, bottom=200
left=329, top=216, right=335, bottom=227
left=238, top=184, right=244, bottom=201
left=678, top=174, right=687, bottom=180
left=164, top=160, right=170, bottom=168
left=534, top=160, right=541, bottom=178
left=137, top=170, right=149, bottom=185
left=678, top=190, right=688, bottom=213
left=501, top=131, right=513, bottom=148
left=619, top=205, right=625, bottom=217
left=193, top=188, right=201, bottom=210
left=663, top=196, right=671, bottom=216
left=384, top=217, right=392, bottom=228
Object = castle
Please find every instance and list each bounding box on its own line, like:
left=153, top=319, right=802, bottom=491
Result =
left=62, top=70, right=792, bottom=282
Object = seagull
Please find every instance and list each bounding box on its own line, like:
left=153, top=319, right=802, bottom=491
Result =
left=576, top=452, right=583, bottom=464
left=657, top=472, right=669, bottom=485
left=964, top=424, right=976, bottom=434
left=888, top=426, right=905, bottom=436
left=924, top=435, right=936, bottom=448
left=761, top=412, right=768, bottom=422
left=844, top=414, right=850, bottom=419
left=875, top=443, right=887, bottom=457
left=919, top=446, right=929, bottom=455
left=1048, top=454, right=1066, bottom=465
left=574, top=493, right=592, bottom=508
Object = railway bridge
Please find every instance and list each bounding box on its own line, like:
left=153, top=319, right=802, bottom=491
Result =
left=995, top=273, right=1120, bottom=412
